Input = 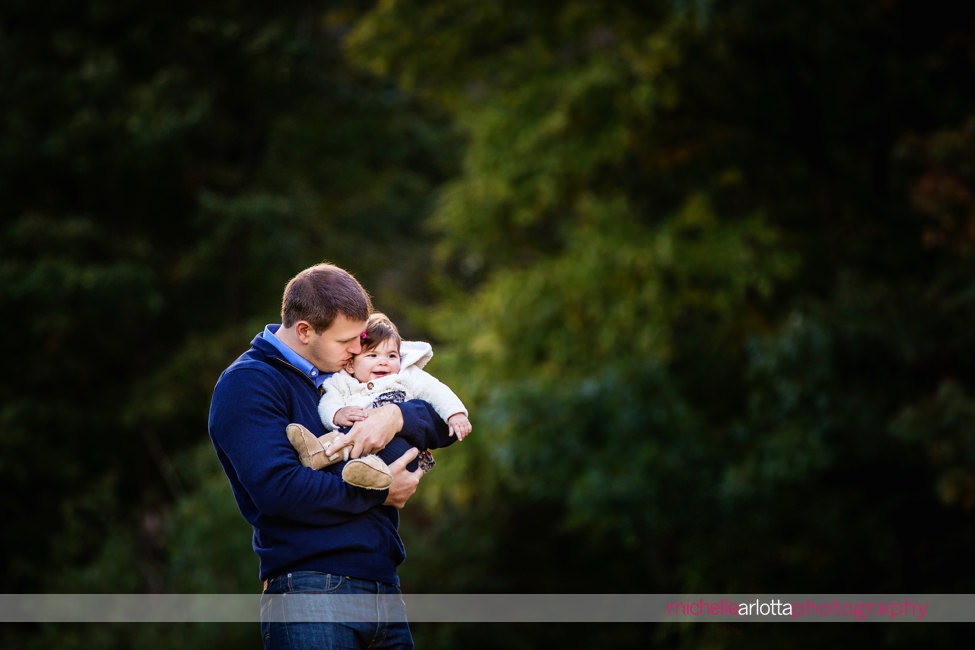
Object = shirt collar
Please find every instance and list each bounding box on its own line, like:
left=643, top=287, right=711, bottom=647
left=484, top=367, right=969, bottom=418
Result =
left=262, top=324, right=328, bottom=388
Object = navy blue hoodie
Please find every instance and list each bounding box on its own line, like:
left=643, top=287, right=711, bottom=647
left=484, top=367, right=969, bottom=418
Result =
left=208, top=332, right=453, bottom=584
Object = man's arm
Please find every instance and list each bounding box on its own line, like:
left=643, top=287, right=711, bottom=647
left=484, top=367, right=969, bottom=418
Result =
left=397, top=398, right=455, bottom=449
left=344, top=399, right=454, bottom=459
left=209, top=366, right=386, bottom=526
left=404, top=366, right=468, bottom=423
left=342, top=404, right=401, bottom=458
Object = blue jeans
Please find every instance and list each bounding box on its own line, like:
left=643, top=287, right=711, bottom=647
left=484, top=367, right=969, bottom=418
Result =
left=261, top=572, right=413, bottom=649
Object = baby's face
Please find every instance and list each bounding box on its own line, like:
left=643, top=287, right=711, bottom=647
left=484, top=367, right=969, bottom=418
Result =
left=347, top=338, right=402, bottom=383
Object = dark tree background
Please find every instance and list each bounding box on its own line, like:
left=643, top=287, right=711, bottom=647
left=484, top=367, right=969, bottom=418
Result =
left=2, top=0, right=974, bottom=647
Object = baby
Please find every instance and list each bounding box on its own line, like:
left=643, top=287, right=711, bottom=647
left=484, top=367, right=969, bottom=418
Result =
left=287, top=312, right=471, bottom=489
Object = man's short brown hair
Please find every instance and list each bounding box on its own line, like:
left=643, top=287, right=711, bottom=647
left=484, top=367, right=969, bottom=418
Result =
left=281, top=263, right=372, bottom=332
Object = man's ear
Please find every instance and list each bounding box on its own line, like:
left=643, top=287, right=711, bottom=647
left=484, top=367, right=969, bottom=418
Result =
left=295, top=321, right=314, bottom=344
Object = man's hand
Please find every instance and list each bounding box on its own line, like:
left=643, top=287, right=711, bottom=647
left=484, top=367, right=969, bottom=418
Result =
left=345, top=404, right=403, bottom=458
left=383, top=447, right=422, bottom=509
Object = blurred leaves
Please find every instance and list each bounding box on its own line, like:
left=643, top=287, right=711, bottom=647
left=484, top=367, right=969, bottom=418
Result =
left=352, top=4, right=975, bottom=647
left=893, top=381, right=975, bottom=510
left=4, top=1, right=975, bottom=649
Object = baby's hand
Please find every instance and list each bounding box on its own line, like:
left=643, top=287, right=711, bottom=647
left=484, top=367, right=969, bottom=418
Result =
left=334, top=407, right=369, bottom=427
left=447, top=413, right=472, bottom=440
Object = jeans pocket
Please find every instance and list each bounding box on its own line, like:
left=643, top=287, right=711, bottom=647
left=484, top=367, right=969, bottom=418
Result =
left=323, top=573, right=346, bottom=594
left=287, top=571, right=346, bottom=594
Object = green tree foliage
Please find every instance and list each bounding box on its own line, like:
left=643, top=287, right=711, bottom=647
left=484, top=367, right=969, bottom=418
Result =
left=346, top=1, right=975, bottom=647
left=5, top=0, right=975, bottom=648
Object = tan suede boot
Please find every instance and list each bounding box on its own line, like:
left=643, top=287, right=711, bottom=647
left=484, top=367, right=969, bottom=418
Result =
left=286, top=423, right=349, bottom=470
left=342, top=455, right=393, bottom=490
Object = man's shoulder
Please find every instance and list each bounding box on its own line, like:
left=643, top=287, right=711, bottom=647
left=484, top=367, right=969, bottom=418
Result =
left=216, top=344, right=285, bottom=390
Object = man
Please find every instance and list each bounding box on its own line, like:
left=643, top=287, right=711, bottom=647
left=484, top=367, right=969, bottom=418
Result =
left=208, top=263, right=453, bottom=649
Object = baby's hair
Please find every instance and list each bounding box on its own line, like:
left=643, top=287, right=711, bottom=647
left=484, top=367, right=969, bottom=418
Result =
left=361, top=312, right=402, bottom=353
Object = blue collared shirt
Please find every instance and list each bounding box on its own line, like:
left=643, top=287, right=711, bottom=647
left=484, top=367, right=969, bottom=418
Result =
left=262, top=324, right=329, bottom=389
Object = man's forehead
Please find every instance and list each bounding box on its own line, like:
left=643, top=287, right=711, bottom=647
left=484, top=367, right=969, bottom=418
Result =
left=325, top=315, right=367, bottom=337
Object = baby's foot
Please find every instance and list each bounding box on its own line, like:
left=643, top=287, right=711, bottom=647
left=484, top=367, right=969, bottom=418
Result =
left=342, top=455, right=393, bottom=490
left=286, top=423, right=347, bottom=470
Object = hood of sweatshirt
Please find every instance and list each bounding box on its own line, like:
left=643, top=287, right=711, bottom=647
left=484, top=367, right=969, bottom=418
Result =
left=400, top=340, right=433, bottom=371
